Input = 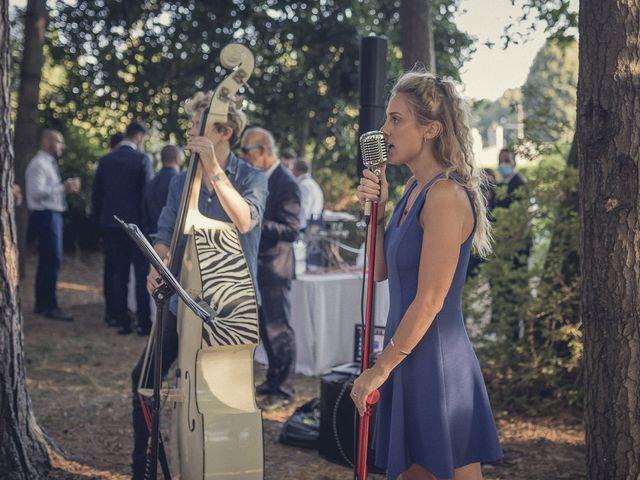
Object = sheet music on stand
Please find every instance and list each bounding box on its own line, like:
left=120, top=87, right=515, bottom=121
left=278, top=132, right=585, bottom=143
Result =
left=114, top=216, right=211, bottom=323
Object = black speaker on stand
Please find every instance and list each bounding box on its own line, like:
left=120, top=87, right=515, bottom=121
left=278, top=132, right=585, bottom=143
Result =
left=321, top=35, right=388, bottom=475
left=357, top=35, right=388, bottom=178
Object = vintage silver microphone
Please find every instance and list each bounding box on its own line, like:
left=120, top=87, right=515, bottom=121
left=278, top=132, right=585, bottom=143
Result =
left=359, top=130, right=389, bottom=218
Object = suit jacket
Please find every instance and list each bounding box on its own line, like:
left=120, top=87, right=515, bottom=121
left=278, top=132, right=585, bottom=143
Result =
left=258, top=164, right=301, bottom=282
left=496, top=172, right=526, bottom=210
left=92, top=144, right=154, bottom=228
left=142, top=166, right=178, bottom=236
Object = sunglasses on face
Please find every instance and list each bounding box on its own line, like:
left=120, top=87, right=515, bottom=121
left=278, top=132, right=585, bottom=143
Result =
left=240, top=144, right=263, bottom=155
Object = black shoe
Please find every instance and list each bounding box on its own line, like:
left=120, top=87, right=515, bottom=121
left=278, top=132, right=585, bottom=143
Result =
left=104, top=314, right=119, bottom=327
left=255, top=381, right=276, bottom=396
left=136, top=325, right=151, bottom=336
left=117, top=325, right=133, bottom=335
left=34, top=305, right=44, bottom=314
left=43, top=307, right=73, bottom=321
left=258, top=394, right=293, bottom=412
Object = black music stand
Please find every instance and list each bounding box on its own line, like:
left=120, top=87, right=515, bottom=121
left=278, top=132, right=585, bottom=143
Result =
left=115, top=216, right=211, bottom=480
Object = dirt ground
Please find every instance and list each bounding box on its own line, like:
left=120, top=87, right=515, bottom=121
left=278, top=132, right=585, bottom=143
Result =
left=21, top=252, right=586, bottom=480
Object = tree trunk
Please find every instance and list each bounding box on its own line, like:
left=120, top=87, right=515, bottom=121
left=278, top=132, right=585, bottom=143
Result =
left=579, top=1, right=640, bottom=478
left=400, top=0, right=436, bottom=73
left=0, top=1, right=51, bottom=477
left=12, top=0, right=48, bottom=277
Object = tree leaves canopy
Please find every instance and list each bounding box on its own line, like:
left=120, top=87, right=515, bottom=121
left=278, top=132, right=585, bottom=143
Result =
left=48, top=0, right=473, bottom=174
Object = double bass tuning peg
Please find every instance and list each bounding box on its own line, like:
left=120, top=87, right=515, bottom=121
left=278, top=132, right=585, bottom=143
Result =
left=217, top=89, right=248, bottom=110
left=232, top=95, right=245, bottom=109
left=241, top=80, right=255, bottom=95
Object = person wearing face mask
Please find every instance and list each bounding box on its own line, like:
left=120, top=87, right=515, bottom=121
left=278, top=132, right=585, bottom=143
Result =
left=25, top=129, right=81, bottom=321
left=496, top=148, right=526, bottom=209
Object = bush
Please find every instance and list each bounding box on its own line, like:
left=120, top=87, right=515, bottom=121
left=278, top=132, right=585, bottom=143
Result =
left=56, top=123, right=106, bottom=252
left=464, top=157, right=581, bottom=414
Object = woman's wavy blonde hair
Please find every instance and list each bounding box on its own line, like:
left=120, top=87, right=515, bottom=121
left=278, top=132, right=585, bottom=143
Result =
left=184, top=91, right=247, bottom=146
left=391, top=70, right=492, bottom=257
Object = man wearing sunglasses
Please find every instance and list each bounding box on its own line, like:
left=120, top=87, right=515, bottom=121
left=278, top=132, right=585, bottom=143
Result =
left=240, top=127, right=302, bottom=410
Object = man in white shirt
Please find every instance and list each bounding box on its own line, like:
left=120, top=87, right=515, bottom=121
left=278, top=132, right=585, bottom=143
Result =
left=292, top=159, right=324, bottom=229
left=25, top=129, right=80, bottom=320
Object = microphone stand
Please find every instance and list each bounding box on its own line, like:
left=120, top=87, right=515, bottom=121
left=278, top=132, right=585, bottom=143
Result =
left=354, top=202, right=382, bottom=480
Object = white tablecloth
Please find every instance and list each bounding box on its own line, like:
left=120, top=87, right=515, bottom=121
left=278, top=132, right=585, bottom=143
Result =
left=256, top=272, right=389, bottom=376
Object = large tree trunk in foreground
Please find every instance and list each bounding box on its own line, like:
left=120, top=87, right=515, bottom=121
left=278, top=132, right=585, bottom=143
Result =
left=0, top=0, right=51, bottom=477
left=579, top=0, right=640, bottom=478
left=400, top=0, right=436, bottom=73
left=13, top=0, right=48, bottom=277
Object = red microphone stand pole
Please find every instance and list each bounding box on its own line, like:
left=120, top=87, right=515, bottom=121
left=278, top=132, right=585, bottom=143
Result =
left=355, top=201, right=382, bottom=480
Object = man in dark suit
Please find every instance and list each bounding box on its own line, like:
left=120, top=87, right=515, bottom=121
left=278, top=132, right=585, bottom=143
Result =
left=92, top=121, right=154, bottom=335
left=496, top=148, right=526, bottom=209
left=142, top=144, right=183, bottom=238
left=495, top=148, right=531, bottom=340
left=240, top=127, right=301, bottom=408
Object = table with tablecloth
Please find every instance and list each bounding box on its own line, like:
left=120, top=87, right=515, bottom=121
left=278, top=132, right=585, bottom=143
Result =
left=130, top=267, right=390, bottom=376
left=256, top=271, right=389, bottom=376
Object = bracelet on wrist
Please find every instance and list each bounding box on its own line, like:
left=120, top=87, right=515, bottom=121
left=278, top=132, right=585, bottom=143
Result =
left=390, top=338, right=412, bottom=356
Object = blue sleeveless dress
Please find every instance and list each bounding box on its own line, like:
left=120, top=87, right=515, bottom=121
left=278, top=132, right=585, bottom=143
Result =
left=373, top=173, right=503, bottom=479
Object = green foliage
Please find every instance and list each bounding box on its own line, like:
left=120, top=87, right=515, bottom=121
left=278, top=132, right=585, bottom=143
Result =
left=38, top=82, right=107, bottom=207
left=502, top=0, right=578, bottom=47
left=464, top=155, right=581, bottom=413
left=470, top=88, right=523, bottom=145
left=45, top=0, right=473, bottom=191
left=433, top=0, right=476, bottom=79
left=469, top=38, right=577, bottom=156
left=521, top=38, right=578, bottom=144
left=314, top=166, right=358, bottom=211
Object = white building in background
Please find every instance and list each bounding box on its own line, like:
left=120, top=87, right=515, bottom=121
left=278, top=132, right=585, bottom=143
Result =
left=474, top=123, right=505, bottom=168
left=472, top=102, right=526, bottom=167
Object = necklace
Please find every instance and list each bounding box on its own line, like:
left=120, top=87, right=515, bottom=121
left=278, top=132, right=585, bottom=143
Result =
left=401, top=185, right=421, bottom=218
left=400, top=170, right=447, bottom=221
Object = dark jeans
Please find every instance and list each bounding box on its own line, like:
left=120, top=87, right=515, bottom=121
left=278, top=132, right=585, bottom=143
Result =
left=130, top=307, right=178, bottom=479
left=101, top=228, right=151, bottom=328
left=258, top=277, right=296, bottom=397
left=31, top=210, right=63, bottom=311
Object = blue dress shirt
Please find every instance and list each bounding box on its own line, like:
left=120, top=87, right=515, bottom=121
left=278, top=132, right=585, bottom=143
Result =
left=143, top=166, right=179, bottom=236
left=155, top=152, right=268, bottom=311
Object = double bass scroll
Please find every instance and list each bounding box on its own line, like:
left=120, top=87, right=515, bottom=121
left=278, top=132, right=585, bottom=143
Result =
left=168, top=43, right=255, bottom=272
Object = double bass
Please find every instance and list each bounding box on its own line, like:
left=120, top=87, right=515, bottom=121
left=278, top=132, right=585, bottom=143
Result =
left=137, top=43, right=263, bottom=479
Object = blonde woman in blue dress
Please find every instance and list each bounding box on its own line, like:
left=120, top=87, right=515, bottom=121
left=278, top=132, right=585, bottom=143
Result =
left=353, top=71, right=503, bottom=480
